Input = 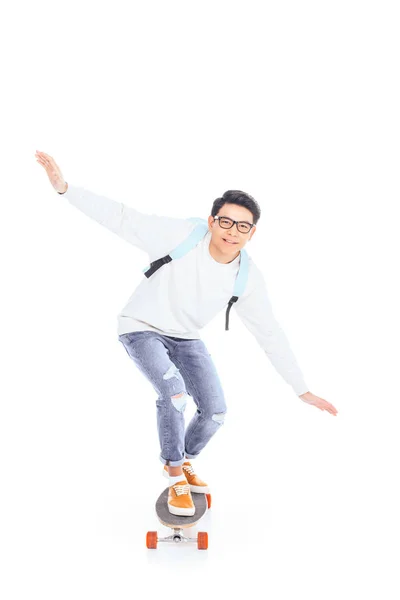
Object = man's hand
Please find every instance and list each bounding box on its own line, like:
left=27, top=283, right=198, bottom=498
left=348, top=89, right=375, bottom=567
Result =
left=299, top=391, right=338, bottom=416
left=35, top=150, right=68, bottom=194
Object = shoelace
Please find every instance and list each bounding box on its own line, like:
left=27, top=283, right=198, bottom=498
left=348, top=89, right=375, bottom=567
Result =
left=182, top=464, right=195, bottom=476
left=173, top=483, right=190, bottom=495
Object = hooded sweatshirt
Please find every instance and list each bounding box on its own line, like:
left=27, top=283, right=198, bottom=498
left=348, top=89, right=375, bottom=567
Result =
left=60, top=184, right=309, bottom=396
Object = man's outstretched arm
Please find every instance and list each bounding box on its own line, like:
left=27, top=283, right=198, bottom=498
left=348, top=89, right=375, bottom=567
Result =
left=35, top=150, right=196, bottom=260
left=234, top=268, right=338, bottom=416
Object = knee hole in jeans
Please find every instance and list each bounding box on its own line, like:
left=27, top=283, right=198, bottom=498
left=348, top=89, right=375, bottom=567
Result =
left=171, top=391, right=188, bottom=413
left=212, top=412, right=226, bottom=424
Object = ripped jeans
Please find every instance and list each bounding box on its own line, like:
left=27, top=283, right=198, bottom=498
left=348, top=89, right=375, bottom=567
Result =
left=118, top=331, right=227, bottom=467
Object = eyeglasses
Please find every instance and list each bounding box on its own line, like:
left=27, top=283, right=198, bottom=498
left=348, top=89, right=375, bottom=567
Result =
left=214, top=216, right=254, bottom=234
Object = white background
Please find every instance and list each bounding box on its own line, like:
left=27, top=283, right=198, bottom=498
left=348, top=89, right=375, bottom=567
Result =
left=1, top=0, right=399, bottom=597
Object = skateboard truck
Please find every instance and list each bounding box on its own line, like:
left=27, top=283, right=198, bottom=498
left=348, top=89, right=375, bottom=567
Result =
left=147, top=528, right=208, bottom=549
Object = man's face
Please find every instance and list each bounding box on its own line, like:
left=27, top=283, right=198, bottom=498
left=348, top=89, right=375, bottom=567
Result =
left=207, top=203, right=257, bottom=259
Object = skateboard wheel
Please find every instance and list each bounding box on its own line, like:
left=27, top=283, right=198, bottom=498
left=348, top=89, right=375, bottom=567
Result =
left=146, top=531, right=158, bottom=549
left=206, top=493, right=212, bottom=509
left=197, top=531, right=208, bottom=550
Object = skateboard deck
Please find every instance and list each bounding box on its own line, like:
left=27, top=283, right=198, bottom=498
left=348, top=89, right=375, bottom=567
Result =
left=146, top=486, right=211, bottom=550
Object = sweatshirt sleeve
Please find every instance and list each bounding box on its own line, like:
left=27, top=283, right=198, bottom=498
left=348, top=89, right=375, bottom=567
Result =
left=233, top=266, right=309, bottom=396
left=61, top=184, right=196, bottom=261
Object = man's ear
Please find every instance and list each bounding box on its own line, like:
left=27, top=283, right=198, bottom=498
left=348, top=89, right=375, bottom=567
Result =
left=249, top=226, right=257, bottom=240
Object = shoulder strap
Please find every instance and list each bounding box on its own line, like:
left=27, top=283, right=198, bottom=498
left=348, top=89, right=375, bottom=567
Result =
left=225, top=248, right=249, bottom=330
left=170, top=220, right=208, bottom=260
left=142, top=218, right=208, bottom=277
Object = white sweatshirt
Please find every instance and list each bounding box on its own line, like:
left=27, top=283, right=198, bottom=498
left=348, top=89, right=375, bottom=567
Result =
left=61, top=184, right=309, bottom=396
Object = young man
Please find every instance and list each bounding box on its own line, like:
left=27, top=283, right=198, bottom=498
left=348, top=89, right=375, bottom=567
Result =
left=36, top=150, right=338, bottom=517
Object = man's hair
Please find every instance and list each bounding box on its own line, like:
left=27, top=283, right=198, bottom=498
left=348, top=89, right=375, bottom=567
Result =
left=211, top=190, right=261, bottom=225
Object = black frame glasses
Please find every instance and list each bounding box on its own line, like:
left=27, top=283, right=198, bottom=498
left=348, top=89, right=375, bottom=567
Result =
left=213, top=215, right=255, bottom=234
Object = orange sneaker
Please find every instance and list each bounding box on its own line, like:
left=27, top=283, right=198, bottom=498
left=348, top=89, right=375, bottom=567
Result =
left=163, top=461, right=210, bottom=494
left=168, top=480, right=195, bottom=516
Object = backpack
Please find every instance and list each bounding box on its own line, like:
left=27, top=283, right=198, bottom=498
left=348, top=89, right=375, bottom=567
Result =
left=141, top=217, right=249, bottom=331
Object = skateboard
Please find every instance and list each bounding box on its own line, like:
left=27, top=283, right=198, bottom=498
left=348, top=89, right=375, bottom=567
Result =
left=146, top=487, right=212, bottom=550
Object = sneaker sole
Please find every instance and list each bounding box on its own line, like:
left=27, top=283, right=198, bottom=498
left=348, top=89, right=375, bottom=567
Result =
left=167, top=503, right=196, bottom=517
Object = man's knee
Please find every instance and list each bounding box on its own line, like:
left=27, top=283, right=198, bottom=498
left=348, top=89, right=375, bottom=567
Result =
left=211, top=411, right=226, bottom=424
left=171, top=391, right=189, bottom=413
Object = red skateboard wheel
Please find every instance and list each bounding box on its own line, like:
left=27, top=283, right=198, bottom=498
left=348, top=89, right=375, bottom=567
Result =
left=197, top=531, right=208, bottom=550
left=146, top=531, right=158, bottom=549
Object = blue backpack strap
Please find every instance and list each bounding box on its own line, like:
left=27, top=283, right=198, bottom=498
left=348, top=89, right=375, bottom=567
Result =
left=170, top=221, right=208, bottom=259
left=142, top=218, right=208, bottom=277
left=233, top=248, right=249, bottom=296
left=225, top=248, right=249, bottom=330
left=187, top=217, right=206, bottom=226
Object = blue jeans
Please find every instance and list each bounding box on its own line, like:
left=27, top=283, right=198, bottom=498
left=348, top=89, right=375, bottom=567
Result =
left=118, top=331, right=227, bottom=467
